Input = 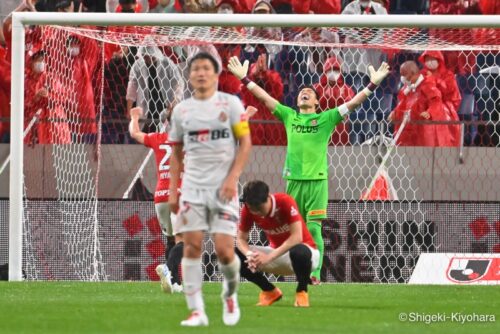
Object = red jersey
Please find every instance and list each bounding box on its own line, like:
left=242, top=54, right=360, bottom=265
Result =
left=143, top=132, right=176, bottom=204
left=240, top=193, right=316, bottom=249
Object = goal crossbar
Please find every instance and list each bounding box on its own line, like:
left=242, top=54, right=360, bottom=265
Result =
left=12, top=12, right=500, bottom=28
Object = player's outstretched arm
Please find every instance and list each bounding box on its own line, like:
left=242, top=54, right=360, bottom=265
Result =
left=228, top=56, right=278, bottom=112
left=128, top=107, right=146, bottom=144
left=343, top=62, right=390, bottom=114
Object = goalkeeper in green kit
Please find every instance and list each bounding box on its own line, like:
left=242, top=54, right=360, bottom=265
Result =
left=228, top=56, right=390, bottom=284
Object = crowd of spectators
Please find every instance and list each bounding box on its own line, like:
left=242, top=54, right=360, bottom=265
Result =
left=0, top=0, right=499, bottom=146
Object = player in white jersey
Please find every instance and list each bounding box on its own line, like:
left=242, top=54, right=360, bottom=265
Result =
left=168, top=52, right=252, bottom=327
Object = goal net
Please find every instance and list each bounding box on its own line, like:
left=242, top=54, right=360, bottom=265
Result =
left=7, top=13, right=500, bottom=283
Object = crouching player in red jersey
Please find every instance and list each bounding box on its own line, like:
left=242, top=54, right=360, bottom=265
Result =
left=129, top=106, right=183, bottom=294
left=237, top=180, right=320, bottom=307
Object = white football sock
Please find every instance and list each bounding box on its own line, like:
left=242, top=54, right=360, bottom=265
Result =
left=181, top=257, right=204, bottom=312
left=219, top=255, right=241, bottom=298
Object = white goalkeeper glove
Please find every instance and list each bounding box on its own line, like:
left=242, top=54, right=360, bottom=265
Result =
left=368, top=61, right=390, bottom=86
left=228, top=56, right=249, bottom=80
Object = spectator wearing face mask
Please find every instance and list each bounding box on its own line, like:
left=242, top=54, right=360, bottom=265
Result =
left=419, top=50, right=461, bottom=146
left=126, top=45, right=184, bottom=133
left=104, top=0, right=145, bottom=69
left=313, top=56, right=355, bottom=145
left=24, top=46, right=71, bottom=144
left=244, top=0, right=282, bottom=59
left=341, top=0, right=388, bottom=145
left=388, top=61, right=453, bottom=147
left=212, top=0, right=248, bottom=78
left=107, top=0, right=149, bottom=12
left=64, top=35, right=98, bottom=142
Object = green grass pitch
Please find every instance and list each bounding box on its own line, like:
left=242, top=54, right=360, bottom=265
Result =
left=0, top=282, right=498, bottom=334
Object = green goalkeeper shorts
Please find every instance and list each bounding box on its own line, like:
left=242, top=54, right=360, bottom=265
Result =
left=286, top=179, right=328, bottom=222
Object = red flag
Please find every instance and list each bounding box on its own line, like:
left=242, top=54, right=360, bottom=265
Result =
left=361, top=167, right=398, bottom=201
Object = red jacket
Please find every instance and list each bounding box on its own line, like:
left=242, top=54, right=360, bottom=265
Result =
left=313, top=56, right=354, bottom=145
left=392, top=75, right=453, bottom=147
left=241, top=65, right=285, bottom=145
left=24, top=69, right=71, bottom=144
left=430, top=0, right=481, bottom=14
left=479, top=0, right=500, bottom=13
left=69, top=55, right=97, bottom=135
left=474, top=0, right=500, bottom=43
left=419, top=50, right=461, bottom=146
left=429, top=0, right=480, bottom=47
left=0, top=46, right=10, bottom=139
left=218, top=44, right=243, bottom=95
left=292, top=0, right=341, bottom=14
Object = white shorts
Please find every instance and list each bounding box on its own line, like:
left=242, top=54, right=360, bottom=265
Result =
left=177, top=188, right=239, bottom=236
left=155, top=202, right=179, bottom=236
left=250, top=244, right=320, bottom=276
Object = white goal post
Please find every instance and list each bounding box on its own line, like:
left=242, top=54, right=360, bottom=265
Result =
left=9, top=12, right=500, bottom=281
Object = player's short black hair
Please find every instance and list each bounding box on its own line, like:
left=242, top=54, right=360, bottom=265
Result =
left=188, top=52, right=219, bottom=74
left=298, top=85, right=319, bottom=99
left=242, top=180, right=269, bottom=206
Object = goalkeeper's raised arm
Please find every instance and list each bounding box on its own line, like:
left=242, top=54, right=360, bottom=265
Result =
left=229, top=56, right=390, bottom=117
left=228, top=56, right=278, bottom=112
left=343, top=62, right=391, bottom=113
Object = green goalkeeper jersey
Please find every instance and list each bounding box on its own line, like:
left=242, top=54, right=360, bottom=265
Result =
left=273, top=102, right=344, bottom=180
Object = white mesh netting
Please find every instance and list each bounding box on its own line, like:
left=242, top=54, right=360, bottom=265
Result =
left=15, top=23, right=500, bottom=282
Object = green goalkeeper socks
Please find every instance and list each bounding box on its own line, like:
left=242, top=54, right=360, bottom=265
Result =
left=307, top=221, right=324, bottom=280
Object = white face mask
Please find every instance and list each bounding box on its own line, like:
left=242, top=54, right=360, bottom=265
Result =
left=69, top=46, right=80, bottom=57
left=400, top=76, right=410, bottom=86
left=33, top=61, right=45, bottom=73
left=425, top=59, right=439, bottom=70
left=326, top=70, right=341, bottom=82
left=218, top=7, right=234, bottom=14
left=200, top=0, right=215, bottom=8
